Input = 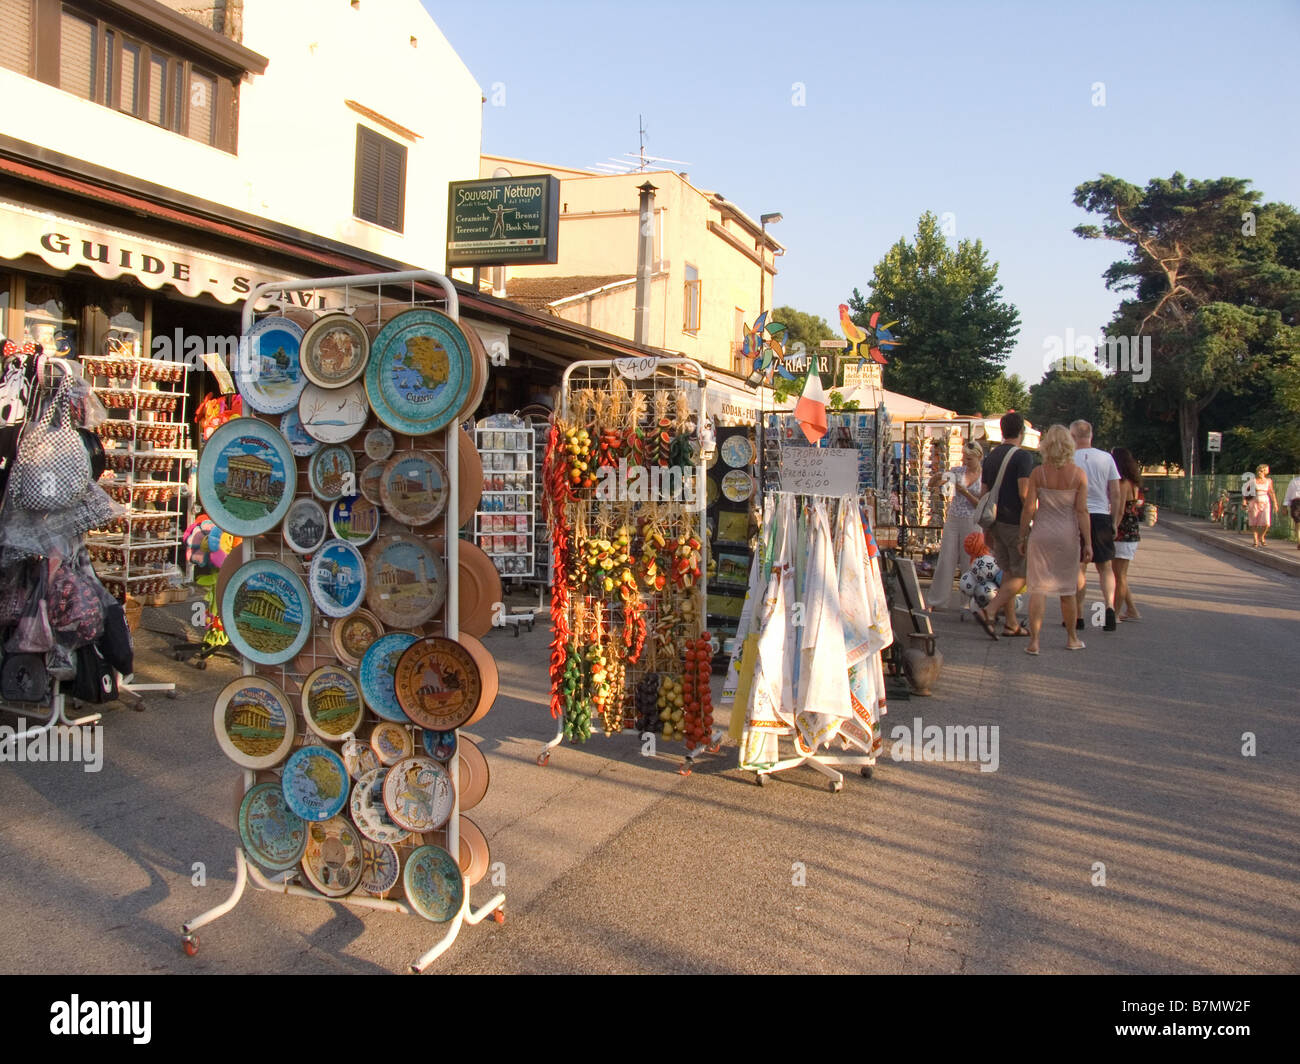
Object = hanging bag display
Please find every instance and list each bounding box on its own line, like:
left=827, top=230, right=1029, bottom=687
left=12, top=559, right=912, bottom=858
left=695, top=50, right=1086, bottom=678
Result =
left=47, top=554, right=105, bottom=645
left=11, top=371, right=92, bottom=511
left=7, top=562, right=54, bottom=654
left=71, top=643, right=118, bottom=704
left=972, top=445, right=1019, bottom=531
left=1, top=652, right=51, bottom=703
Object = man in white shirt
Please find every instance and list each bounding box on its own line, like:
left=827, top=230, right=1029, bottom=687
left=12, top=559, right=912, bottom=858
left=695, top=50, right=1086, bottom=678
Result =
left=1071, top=420, right=1122, bottom=631
left=1285, top=474, right=1300, bottom=551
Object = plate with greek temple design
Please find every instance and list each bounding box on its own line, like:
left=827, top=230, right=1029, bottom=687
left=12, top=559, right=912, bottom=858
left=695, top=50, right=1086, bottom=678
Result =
left=300, top=665, right=365, bottom=741
left=213, top=676, right=297, bottom=770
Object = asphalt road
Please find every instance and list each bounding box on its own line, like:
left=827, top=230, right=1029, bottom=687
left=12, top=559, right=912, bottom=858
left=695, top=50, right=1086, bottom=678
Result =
left=0, top=522, right=1296, bottom=974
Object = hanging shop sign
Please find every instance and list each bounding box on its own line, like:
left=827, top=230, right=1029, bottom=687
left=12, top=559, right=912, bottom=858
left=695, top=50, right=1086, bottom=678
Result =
left=778, top=447, right=860, bottom=496
left=0, top=200, right=334, bottom=308
left=445, top=175, right=560, bottom=267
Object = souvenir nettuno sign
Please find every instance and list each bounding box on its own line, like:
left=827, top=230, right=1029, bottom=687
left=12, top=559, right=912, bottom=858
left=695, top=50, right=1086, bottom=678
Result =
left=445, top=175, right=560, bottom=267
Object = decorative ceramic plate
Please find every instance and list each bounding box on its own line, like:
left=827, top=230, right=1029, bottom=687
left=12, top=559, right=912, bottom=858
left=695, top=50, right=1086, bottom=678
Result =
left=457, top=815, right=491, bottom=887
left=308, top=539, right=367, bottom=618
left=308, top=444, right=357, bottom=502
left=331, top=608, right=384, bottom=667
left=213, top=676, right=296, bottom=769
left=452, top=539, right=503, bottom=639
left=281, top=745, right=350, bottom=822
left=300, top=816, right=364, bottom=897
left=383, top=755, right=454, bottom=833
left=402, top=844, right=463, bottom=923
left=422, top=729, right=457, bottom=761
left=238, top=782, right=308, bottom=871
left=365, top=535, right=447, bottom=629
left=379, top=450, right=448, bottom=527
left=300, top=312, right=370, bottom=389
left=236, top=316, right=306, bottom=414
left=279, top=409, right=321, bottom=457
left=457, top=428, right=483, bottom=527
left=721, top=435, right=756, bottom=468
left=370, top=721, right=413, bottom=766
left=458, top=633, right=499, bottom=728
left=342, top=736, right=381, bottom=782
left=457, top=322, right=489, bottom=422
left=298, top=380, right=368, bottom=444
left=457, top=737, right=490, bottom=812
left=283, top=497, right=328, bottom=555
left=393, top=637, right=482, bottom=732
left=359, top=838, right=401, bottom=895
left=198, top=418, right=297, bottom=538
left=365, top=310, right=472, bottom=436
left=721, top=469, right=754, bottom=502
left=221, top=560, right=312, bottom=666
left=349, top=767, right=411, bottom=844
left=358, top=632, right=419, bottom=722
left=359, top=460, right=386, bottom=505
left=328, top=495, right=380, bottom=547
left=364, top=427, right=395, bottom=461
left=215, top=551, right=245, bottom=618
left=706, top=478, right=719, bottom=506
left=301, top=665, right=365, bottom=741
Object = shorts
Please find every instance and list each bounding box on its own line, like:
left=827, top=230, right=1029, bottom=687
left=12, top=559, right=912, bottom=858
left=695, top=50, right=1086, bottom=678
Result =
left=988, top=521, right=1027, bottom=580
left=1113, top=540, right=1138, bottom=561
left=1089, top=513, right=1116, bottom=564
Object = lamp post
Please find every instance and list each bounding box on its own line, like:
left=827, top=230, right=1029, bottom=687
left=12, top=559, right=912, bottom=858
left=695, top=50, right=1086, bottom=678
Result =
left=759, top=212, right=782, bottom=315
left=756, top=212, right=782, bottom=506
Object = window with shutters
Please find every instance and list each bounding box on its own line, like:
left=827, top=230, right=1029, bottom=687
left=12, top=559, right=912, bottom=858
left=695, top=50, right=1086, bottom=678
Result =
left=683, top=264, right=701, bottom=334
left=354, top=126, right=407, bottom=234
left=0, top=0, right=33, bottom=76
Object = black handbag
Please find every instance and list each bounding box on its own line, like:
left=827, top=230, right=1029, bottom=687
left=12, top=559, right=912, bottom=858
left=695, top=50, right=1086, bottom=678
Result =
left=71, top=644, right=118, bottom=704
left=1, top=652, right=51, bottom=703
left=97, top=602, right=134, bottom=676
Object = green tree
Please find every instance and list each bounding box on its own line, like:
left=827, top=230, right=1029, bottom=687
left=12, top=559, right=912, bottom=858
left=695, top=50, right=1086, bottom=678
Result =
left=1028, top=361, right=1122, bottom=445
left=975, top=372, right=1030, bottom=418
left=847, top=211, right=1021, bottom=414
left=768, top=305, right=836, bottom=403
left=1072, top=174, right=1300, bottom=474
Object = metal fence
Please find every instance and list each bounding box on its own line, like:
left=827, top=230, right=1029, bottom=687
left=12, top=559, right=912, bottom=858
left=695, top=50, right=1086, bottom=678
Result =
left=1144, top=474, right=1297, bottom=539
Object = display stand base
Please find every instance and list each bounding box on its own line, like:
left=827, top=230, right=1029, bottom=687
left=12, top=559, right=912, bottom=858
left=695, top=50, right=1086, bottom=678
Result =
left=537, top=711, right=726, bottom=772
left=742, top=727, right=877, bottom=793
left=181, top=848, right=506, bottom=972
left=0, top=696, right=102, bottom=740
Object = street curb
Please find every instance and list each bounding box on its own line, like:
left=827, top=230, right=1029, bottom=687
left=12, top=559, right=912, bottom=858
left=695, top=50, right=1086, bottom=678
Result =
left=1158, top=517, right=1300, bottom=579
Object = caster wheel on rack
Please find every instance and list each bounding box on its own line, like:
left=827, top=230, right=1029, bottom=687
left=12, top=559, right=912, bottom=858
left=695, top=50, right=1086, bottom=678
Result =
left=860, top=766, right=873, bottom=779
left=195, top=660, right=207, bottom=671
left=707, top=742, right=722, bottom=755
left=678, top=765, right=692, bottom=777
left=536, top=752, right=550, bottom=767
left=830, top=779, right=843, bottom=793
left=755, top=772, right=766, bottom=787
left=166, top=690, right=177, bottom=699
left=492, top=908, right=505, bottom=925
left=182, top=934, right=199, bottom=957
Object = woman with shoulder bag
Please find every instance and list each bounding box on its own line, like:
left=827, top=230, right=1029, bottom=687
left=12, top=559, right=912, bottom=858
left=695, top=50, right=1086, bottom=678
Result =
left=925, top=442, right=985, bottom=609
left=1111, top=447, right=1144, bottom=622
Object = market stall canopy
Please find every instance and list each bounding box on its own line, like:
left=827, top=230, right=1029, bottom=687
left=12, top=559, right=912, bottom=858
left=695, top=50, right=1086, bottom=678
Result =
left=834, top=384, right=957, bottom=423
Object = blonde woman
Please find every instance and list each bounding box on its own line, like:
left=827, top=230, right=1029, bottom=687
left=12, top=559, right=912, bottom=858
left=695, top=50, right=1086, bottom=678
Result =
left=926, top=442, right=985, bottom=609
left=1018, top=424, right=1092, bottom=654
left=1246, top=463, right=1279, bottom=548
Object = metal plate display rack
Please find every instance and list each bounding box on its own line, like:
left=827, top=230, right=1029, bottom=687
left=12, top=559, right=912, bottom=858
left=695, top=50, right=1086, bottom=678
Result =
left=182, top=271, right=505, bottom=973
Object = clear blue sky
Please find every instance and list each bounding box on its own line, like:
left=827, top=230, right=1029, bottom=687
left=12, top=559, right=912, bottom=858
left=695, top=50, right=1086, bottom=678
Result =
left=424, top=0, right=1300, bottom=390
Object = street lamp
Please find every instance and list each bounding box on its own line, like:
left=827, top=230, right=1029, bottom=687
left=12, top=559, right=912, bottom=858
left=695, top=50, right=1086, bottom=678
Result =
left=759, top=212, right=782, bottom=315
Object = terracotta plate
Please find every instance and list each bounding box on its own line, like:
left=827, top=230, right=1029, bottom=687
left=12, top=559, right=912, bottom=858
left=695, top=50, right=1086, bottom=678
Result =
left=213, top=676, right=296, bottom=770
left=238, top=781, right=308, bottom=871
left=379, top=450, right=448, bottom=527
left=365, top=534, right=447, bottom=629
left=359, top=838, right=401, bottom=895
left=458, top=320, right=489, bottom=421
left=283, top=497, right=328, bottom=555
left=308, top=444, right=357, bottom=502
left=235, top=316, right=306, bottom=414
left=301, top=665, right=365, bottom=742
left=329, top=495, right=380, bottom=547
left=308, top=539, right=367, bottom=618
left=457, top=815, right=491, bottom=887
left=457, top=632, right=499, bottom=728
left=402, top=844, right=463, bottom=923
left=300, top=312, right=370, bottom=389
left=393, top=636, right=482, bottom=732
left=457, top=737, right=490, bottom=811
left=330, top=608, right=385, bottom=667
left=298, top=380, right=368, bottom=444
left=358, top=631, right=418, bottom=722
left=457, top=427, right=483, bottom=528
left=300, top=816, right=364, bottom=898
left=349, top=767, right=411, bottom=845
left=365, top=309, right=472, bottom=436
left=215, top=550, right=245, bottom=609
left=221, top=560, right=312, bottom=666
left=281, top=745, right=350, bottom=822
left=382, top=755, right=454, bottom=833
left=197, top=417, right=297, bottom=538
left=370, top=720, right=413, bottom=766
left=452, top=539, right=502, bottom=639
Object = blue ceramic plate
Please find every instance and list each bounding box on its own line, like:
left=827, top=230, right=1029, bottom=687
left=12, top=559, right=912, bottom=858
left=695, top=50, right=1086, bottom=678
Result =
left=281, top=745, right=350, bottom=822
left=308, top=539, right=367, bottom=619
left=236, top=317, right=306, bottom=414
left=238, top=781, right=308, bottom=871
left=198, top=418, right=297, bottom=538
left=279, top=408, right=321, bottom=457
left=402, top=844, right=464, bottom=923
left=221, top=560, right=312, bottom=666
left=422, top=729, right=457, bottom=761
left=365, top=310, right=471, bottom=436
left=358, top=632, right=418, bottom=722
left=359, top=839, right=401, bottom=895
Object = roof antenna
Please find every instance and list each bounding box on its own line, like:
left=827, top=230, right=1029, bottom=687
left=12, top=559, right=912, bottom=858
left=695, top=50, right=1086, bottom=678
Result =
left=638, top=114, right=647, bottom=171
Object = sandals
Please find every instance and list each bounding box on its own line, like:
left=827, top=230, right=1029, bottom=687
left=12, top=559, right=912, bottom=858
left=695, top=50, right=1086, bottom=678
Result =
left=974, top=609, right=999, bottom=640
left=1066, top=641, right=1086, bottom=651
left=1002, top=625, right=1031, bottom=637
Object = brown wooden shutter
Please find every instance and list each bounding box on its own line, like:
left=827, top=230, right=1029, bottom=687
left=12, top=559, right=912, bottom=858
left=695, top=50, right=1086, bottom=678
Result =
left=354, top=126, right=406, bottom=232
left=0, top=0, right=33, bottom=75
left=354, top=125, right=381, bottom=224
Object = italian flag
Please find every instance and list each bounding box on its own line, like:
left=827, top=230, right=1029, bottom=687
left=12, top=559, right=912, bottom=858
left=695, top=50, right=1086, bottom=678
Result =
left=795, top=367, right=828, bottom=444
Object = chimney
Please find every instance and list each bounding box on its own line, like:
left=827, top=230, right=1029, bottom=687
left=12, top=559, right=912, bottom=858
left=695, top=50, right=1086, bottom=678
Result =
left=634, top=180, right=656, bottom=347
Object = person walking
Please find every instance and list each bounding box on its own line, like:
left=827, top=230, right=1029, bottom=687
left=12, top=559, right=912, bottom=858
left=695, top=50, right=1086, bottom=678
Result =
left=1246, top=464, right=1279, bottom=548
left=1111, top=446, right=1144, bottom=621
left=1285, top=473, right=1300, bottom=551
left=1019, top=425, right=1091, bottom=653
left=1070, top=420, right=1122, bottom=632
left=926, top=442, right=985, bottom=609
left=973, top=411, right=1035, bottom=639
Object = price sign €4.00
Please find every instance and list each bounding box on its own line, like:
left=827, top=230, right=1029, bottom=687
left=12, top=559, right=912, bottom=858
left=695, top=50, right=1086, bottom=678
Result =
left=614, top=356, right=659, bottom=380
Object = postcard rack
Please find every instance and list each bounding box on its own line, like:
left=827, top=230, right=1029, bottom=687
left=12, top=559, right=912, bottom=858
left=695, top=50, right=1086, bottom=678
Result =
left=537, top=357, right=725, bottom=774
left=182, top=270, right=505, bottom=973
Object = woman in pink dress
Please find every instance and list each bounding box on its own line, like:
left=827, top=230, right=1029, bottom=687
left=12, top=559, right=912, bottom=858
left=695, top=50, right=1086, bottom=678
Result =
left=1018, top=425, right=1092, bottom=654
left=1246, top=464, right=1279, bottom=548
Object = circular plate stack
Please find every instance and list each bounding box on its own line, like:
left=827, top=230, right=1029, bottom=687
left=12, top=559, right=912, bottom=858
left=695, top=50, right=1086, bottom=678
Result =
left=457, top=633, right=499, bottom=728
left=457, top=737, right=490, bottom=812
left=457, top=816, right=491, bottom=887
left=458, top=321, right=490, bottom=421
left=445, top=539, right=502, bottom=639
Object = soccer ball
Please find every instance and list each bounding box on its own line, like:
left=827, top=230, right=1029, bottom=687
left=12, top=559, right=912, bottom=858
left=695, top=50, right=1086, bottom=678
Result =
left=959, top=570, right=980, bottom=599
left=973, top=581, right=997, bottom=609
left=972, top=554, right=1000, bottom=584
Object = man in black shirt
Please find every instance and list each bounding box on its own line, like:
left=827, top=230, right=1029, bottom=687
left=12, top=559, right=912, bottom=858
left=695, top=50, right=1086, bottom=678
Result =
left=974, top=411, right=1035, bottom=638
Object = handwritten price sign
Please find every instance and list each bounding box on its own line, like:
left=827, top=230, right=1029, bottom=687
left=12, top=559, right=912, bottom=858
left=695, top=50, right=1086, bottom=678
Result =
left=778, top=448, right=858, bottom=496
left=614, top=356, right=659, bottom=380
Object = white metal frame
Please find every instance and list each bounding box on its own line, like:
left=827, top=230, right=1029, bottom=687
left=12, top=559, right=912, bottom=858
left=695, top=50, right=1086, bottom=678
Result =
left=182, top=270, right=504, bottom=972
